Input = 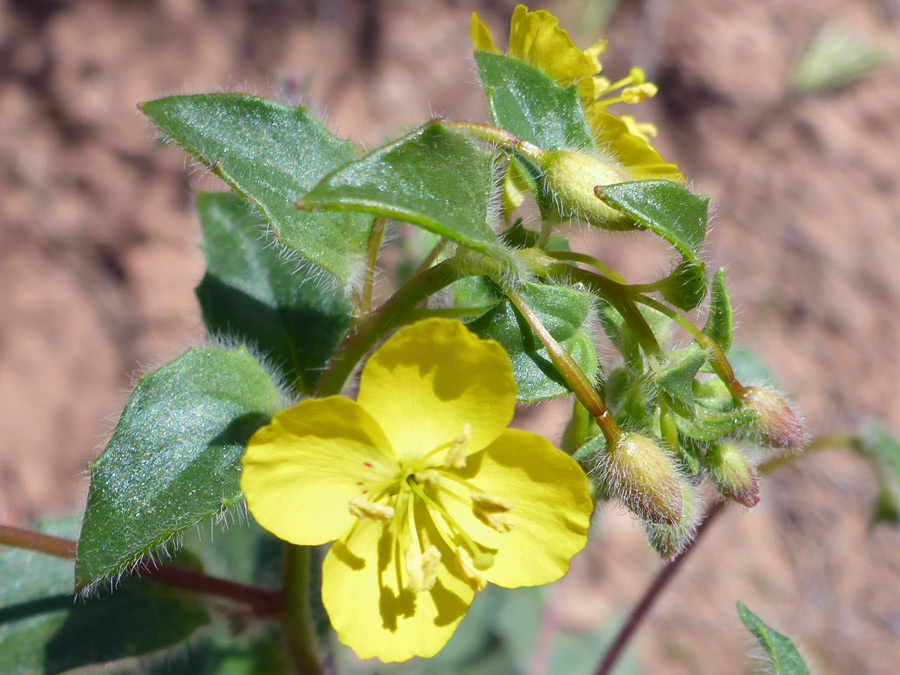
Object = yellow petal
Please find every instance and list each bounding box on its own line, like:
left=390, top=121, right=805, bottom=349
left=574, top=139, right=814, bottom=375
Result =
left=241, top=397, right=397, bottom=546
left=470, top=11, right=499, bottom=54
left=589, top=106, right=682, bottom=181
left=322, top=501, right=475, bottom=662
left=357, top=319, right=517, bottom=465
left=508, top=5, right=597, bottom=104
left=441, top=429, right=593, bottom=588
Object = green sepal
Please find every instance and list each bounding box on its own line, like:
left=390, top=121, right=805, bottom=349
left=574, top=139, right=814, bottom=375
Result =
left=76, top=348, right=282, bottom=587
left=596, top=180, right=710, bottom=295
left=301, top=121, right=514, bottom=268
left=675, top=407, right=760, bottom=442
left=465, top=281, right=598, bottom=402
left=195, top=192, right=352, bottom=394
left=653, top=349, right=707, bottom=416
left=856, top=419, right=900, bottom=527
left=140, top=94, right=374, bottom=286
left=703, top=268, right=734, bottom=353
left=660, top=259, right=708, bottom=311
left=737, top=601, right=810, bottom=675
left=0, top=518, right=209, bottom=675
left=453, top=276, right=506, bottom=322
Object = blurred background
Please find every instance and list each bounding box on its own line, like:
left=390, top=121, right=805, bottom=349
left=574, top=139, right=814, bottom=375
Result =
left=1, top=0, right=899, bottom=672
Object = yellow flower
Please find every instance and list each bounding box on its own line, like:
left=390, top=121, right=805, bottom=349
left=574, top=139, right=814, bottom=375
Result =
left=241, top=319, right=593, bottom=662
left=471, top=5, right=681, bottom=181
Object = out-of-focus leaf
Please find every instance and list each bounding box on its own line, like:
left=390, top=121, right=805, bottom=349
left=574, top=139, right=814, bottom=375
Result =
left=77, top=348, right=282, bottom=587
left=0, top=518, right=209, bottom=675
left=141, top=94, right=374, bottom=286
left=791, top=23, right=890, bottom=96
left=196, top=192, right=352, bottom=394
left=737, top=601, right=810, bottom=675
left=857, top=419, right=900, bottom=527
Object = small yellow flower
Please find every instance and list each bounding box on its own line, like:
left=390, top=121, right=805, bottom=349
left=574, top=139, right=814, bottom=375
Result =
left=471, top=5, right=681, bottom=181
left=241, top=319, right=593, bottom=662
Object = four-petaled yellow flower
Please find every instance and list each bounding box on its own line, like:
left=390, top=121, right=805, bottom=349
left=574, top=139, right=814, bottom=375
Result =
left=471, top=4, right=681, bottom=181
left=241, top=319, right=593, bottom=662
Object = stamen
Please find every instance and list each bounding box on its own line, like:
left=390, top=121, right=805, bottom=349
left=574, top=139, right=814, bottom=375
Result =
left=444, top=423, right=473, bottom=469
left=408, top=479, right=489, bottom=566
left=406, top=543, right=441, bottom=593
left=621, top=83, right=658, bottom=104
left=471, top=492, right=516, bottom=533
left=414, top=469, right=441, bottom=487
left=348, top=496, right=394, bottom=522
left=456, top=547, right=488, bottom=592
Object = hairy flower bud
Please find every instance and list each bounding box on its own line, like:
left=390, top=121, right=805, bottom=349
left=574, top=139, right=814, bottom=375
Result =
left=594, top=432, right=683, bottom=525
left=644, top=478, right=701, bottom=560
left=704, top=443, right=760, bottom=507
left=742, top=386, right=810, bottom=450
left=540, top=150, right=635, bottom=230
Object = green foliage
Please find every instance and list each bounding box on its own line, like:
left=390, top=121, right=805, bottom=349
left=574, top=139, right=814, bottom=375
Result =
left=196, top=192, right=352, bottom=394
left=856, top=419, right=900, bottom=526
left=737, top=602, right=810, bottom=675
left=0, top=518, right=209, bottom=675
left=302, top=121, right=514, bottom=267
left=76, top=348, right=282, bottom=587
left=465, top=281, right=598, bottom=402
left=141, top=94, right=374, bottom=286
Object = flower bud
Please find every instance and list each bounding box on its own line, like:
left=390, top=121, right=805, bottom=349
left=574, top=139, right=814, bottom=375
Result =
left=540, top=150, right=634, bottom=231
left=704, top=443, right=760, bottom=507
left=659, top=259, right=708, bottom=311
left=742, top=386, right=810, bottom=450
left=594, top=432, right=683, bottom=525
left=644, top=478, right=701, bottom=560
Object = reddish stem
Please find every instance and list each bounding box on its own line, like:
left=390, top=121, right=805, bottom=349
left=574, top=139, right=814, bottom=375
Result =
left=0, top=524, right=282, bottom=616
left=595, top=500, right=727, bottom=675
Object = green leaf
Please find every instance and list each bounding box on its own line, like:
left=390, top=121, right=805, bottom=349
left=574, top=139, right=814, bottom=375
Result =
left=704, top=268, right=733, bottom=353
left=76, top=348, right=282, bottom=587
left=474, top=51, right=594, bottom=153
left=474, top=51, right=595, bottom=221
left=737, top=601, right=810, bottom=675
left=302, top=122, right=513, bottom=266
left=195, top=192, right=352, bottom=394
left=140, top=94, right=373, bottom=286
left=466, top=282, right=598, bottom=402
left=454, top=276, right=506, bottom=322
left=0, top=518, right=209, bottom=675
left=596, top=181, right=710, bottom=289
left=856, top=419, right=900, bottom=526
left=654, top=350, right=707, bottom=415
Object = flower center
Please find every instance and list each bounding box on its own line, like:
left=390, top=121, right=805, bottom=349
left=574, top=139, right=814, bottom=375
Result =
left=346, top=424, right=516, bottom=593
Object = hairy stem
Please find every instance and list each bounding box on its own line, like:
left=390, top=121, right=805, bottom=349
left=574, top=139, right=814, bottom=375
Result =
left=356, top=216, right=387, bottom=318
left=282, top=545, right=324, bottom=675
left=595, top=433, right=858, bottom=675
left=506, top=288, right=622, bottom=446
left=0, top=524, right=282, bottom=616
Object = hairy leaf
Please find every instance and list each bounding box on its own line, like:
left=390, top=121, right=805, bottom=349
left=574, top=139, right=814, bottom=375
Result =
left=737, top=601, right=810, bottom=675
left=196, top=192, right=352, bottom=394
left=141, top=94, right=373, bottom=286
left=76, top=348, right=282, bottom=587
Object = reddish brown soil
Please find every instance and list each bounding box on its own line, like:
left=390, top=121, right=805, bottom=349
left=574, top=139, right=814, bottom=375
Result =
left=2, top=1, right=899, bottom=673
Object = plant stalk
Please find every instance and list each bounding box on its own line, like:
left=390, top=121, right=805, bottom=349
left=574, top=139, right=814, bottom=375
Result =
left=0, top=524, right=282, bottom=615
left=282, top=545, right=324, bottom=675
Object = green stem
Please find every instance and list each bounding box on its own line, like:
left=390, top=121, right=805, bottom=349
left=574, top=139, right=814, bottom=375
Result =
left=543, top=250, right=627, bottom=284
left=315, top=259, right=462, bottom=396
left=441, top=120, right=547, bottom=163
left=631, top=293, right=747, bottom=400
left=282, top=545, right=324, bottom=675
left=356, top=217, right=387, bottom=319
left=0, top=524, right=282, bottom=616
left=506, top=288, right=621, bottom=446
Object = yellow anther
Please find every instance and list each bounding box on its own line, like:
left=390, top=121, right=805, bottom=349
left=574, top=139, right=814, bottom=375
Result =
left=406, top=543, right=441, bottom=593
left=471, top=492, right=514, bottom=512
left=414, top=469, right=441, bottom=487
left=621, top=115, right=658, bottom=141
left=444, top=423, right=473, bottom=469
left=622, top=83, right=658, bottom=104
left=585, top=39, right=608, bottom=72
left=348, top=496, right=395, bottom=522
left=593, top=75, right=612, bottom=98
left=481, top=511, right=516, bottom=533
left=456, top=547, right=488, bottom=592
